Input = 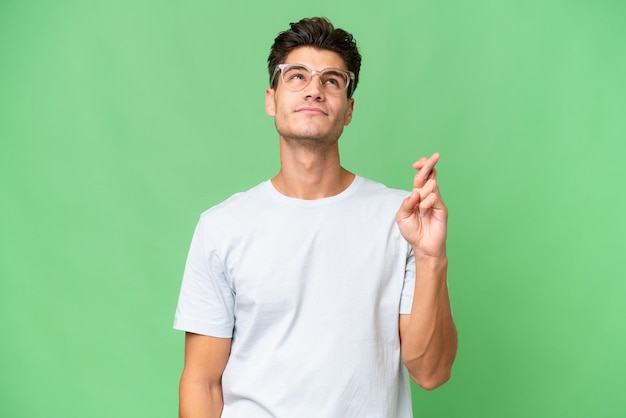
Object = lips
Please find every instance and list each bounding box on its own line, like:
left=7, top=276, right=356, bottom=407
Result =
left=295, top=106, right=327, bottom=115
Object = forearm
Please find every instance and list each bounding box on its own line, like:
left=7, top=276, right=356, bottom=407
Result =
left=179, top=376, right=224, bottom=418
left=401, top=254, right=457, bottom=390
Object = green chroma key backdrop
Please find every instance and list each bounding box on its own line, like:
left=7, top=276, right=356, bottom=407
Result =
left=1, top=1, right=625, bottom=417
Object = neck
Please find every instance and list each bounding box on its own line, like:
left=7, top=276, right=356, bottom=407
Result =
left=271, top=137, right=355, bottom=200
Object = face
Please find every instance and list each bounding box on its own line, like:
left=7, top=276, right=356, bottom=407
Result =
left=265, top=46, right=355, bottom=148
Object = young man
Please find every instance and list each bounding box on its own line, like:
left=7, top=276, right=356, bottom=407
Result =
left=174, top=17, right=457, bottom=418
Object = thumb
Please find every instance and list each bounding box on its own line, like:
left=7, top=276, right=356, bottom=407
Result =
left=397, top=191, right=419, bottom=221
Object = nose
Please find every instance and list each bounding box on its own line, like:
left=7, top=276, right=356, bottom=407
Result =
left=303, top=72, right=325, bottom=99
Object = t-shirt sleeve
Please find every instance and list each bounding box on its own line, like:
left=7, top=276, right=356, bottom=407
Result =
left=399, top=246, right=415, bottom=315
left=173, top=216, right=234, bottom=338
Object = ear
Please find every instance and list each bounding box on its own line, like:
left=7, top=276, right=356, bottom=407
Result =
left=265, top=88, right=276, bottom=117
left=343, top=98, right=355, bottom=126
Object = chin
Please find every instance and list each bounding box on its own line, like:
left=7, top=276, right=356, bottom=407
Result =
left=276, top=123, right=344, bottom=146
left=283, top=132, right=338, bottom=148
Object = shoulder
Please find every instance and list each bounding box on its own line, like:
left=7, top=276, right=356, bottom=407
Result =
left=198, top=180, right=271, bottom=226
left=338, top=176, right=410, bottom=221
left=354, top=176, right=410, bottom=203
left=206, top=180, right=270, bottom=212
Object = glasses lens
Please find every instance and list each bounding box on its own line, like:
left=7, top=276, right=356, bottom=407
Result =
left=282, top=65, right=311, bottom=90
left=320, top=69, right=348, bottom=92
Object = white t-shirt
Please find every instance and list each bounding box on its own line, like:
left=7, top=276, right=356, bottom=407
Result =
left=174, top=176, right=416, bottom=417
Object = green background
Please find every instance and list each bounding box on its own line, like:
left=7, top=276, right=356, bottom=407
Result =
left=2, top=1, right=625, bottom=417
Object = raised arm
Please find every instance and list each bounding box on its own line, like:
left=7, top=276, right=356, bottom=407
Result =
left=396, top=152, right=458, bottom=390
left=179, top=333, right=231, bottom=418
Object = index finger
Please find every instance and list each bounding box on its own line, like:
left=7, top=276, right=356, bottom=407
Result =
left=413, top=152, right=440, bottom=189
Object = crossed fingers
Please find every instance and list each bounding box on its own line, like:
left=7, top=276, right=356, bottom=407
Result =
left=411, top=153, right=443, bottom=216
left=413, top=152, right=439, bottom=188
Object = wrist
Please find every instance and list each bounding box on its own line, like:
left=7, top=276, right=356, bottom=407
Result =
left=413, top=252, right=448, bottom=270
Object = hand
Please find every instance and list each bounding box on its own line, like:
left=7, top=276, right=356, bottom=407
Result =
left=396, top=152, right=448, bottom=258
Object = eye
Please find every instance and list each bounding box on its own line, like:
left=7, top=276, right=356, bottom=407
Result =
left=287, top=71, right=305, bottom=81
left=322, top=71, right=346, bottom=89
left=284, top=66, right=310, bottom=83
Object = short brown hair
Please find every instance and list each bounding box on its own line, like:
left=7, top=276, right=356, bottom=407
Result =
left=268, top=17, right=361, bottom=98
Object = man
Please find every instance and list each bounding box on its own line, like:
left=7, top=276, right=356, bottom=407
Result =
left=174, top=17, right=457, bottom=418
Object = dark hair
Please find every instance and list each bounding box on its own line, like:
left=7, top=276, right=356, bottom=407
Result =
left=268, top=17, right=361, bottom=98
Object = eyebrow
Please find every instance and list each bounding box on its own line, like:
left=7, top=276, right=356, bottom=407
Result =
left=285, top=63, right=348, bottom=72
left=322, top=69, right=346, bottom=75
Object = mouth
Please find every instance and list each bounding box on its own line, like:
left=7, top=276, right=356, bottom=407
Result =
left=295, top=106, right=327, bottom=115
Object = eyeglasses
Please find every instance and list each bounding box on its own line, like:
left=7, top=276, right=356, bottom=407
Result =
left=271, top=63, right=355, bottom=96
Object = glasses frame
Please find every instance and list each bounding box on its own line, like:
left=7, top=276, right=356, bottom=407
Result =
left=271, top=63, right=356, bottom=97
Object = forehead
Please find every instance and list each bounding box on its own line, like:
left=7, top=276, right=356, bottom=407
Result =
left=283, top=46, right=347, bottom=70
